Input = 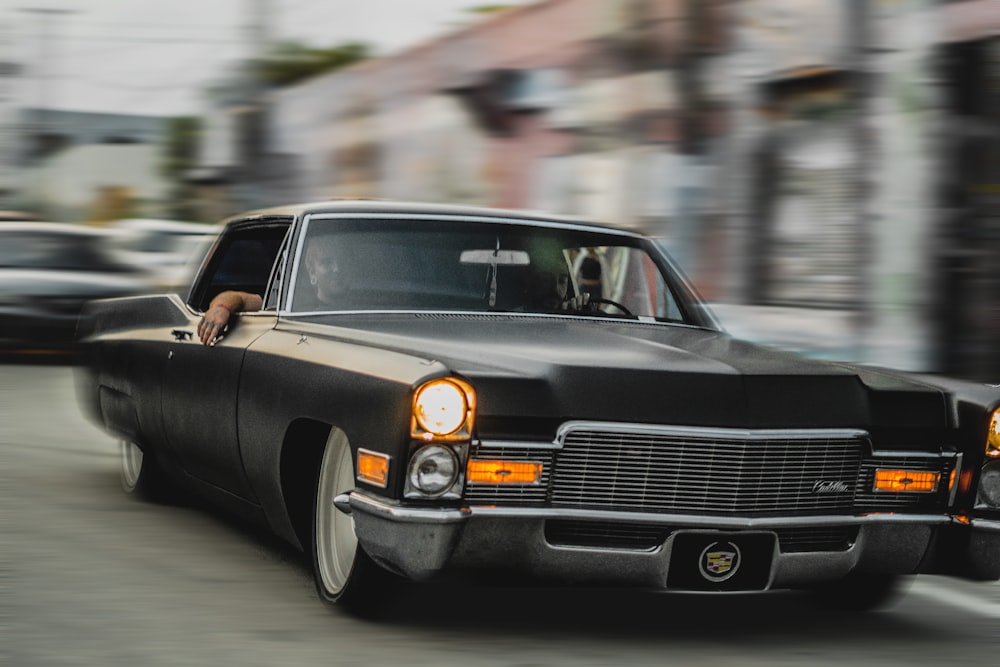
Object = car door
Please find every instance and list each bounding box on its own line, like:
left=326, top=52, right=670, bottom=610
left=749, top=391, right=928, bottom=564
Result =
left=159, top=218, right=291, bottom=499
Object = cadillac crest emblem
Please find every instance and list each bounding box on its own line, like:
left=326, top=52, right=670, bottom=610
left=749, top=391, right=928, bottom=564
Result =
left=699, top=541, right=742, bottom=582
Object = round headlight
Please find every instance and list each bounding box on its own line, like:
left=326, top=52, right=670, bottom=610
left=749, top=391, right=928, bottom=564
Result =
left=414, top=379, right=468, bottom=436
left=407, top=445, right=459, bottom=497
left=979, top=460, right=1000, bottom=508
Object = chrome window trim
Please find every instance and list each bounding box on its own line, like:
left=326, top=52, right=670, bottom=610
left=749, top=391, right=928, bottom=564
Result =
left=280, top=211, right=657, bottom=318
left=304, top=211, right=642, bottom=237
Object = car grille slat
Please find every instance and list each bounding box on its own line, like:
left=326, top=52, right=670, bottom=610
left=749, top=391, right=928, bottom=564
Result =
left=550, top=427, right=863, bottom=514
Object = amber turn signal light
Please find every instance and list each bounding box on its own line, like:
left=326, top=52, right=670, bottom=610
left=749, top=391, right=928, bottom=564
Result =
left=874, top=469, right=939, bottom=493
left=467, top=460, right=542, bottom=484
left=357, top=448, right=390, bottom=487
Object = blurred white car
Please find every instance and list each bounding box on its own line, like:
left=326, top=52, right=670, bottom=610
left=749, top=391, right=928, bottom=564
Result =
left=0, top=223, right=144, bottom=351
left=109, top=218, right=219, bottom=292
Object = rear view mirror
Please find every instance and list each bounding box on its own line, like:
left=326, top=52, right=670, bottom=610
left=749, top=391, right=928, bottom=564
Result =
left=460, top=249, right=530, bottom=266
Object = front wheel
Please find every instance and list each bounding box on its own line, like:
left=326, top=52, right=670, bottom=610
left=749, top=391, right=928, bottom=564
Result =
left=312, top=429, right=399, bottom=615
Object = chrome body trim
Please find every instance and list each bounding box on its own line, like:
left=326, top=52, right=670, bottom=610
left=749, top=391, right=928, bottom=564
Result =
left=348, top=491, right=954, bottom=584
left=476, top=438, right=562, bottom=451
left=971, top=518, right=1000, bottom=533
left=350, top=493, right=953, bottom=529
left=555, top=421, right=870, bottom=443
left=350, top=490, right=469, bottom=524
left=949, top=453, right=964, bottom=505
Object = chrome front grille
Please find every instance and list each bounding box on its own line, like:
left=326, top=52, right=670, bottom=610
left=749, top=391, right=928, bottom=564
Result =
left=465, top=424, right=953, bottom=517
left=549, top=425, right=864, bottom=515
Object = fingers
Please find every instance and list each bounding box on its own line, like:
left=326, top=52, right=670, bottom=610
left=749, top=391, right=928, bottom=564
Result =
left=197, top=312, right=228, bottom=345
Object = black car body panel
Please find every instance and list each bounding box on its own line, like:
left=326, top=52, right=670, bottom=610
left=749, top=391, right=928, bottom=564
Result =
left=76, top=200, right=1000, bottom=609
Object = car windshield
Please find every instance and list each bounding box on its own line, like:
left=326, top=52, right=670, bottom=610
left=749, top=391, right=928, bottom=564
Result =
left=287, top=216, right=690, bottom=323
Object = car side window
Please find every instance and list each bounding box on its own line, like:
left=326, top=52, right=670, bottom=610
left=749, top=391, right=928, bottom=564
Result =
left=189, top=220, right=291, bottom=312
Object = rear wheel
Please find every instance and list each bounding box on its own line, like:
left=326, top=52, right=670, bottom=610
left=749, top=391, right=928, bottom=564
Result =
left=119, top=439, right=166, bottom=500
left=312, top=428, right=398, bottom=615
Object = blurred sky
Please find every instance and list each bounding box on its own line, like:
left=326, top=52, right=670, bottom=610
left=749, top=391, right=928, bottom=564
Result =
left=5, top=0, right=531, bottom=116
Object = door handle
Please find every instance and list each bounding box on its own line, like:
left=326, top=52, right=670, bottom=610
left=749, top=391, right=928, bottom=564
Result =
left=171, top=329, right=193, bottom=341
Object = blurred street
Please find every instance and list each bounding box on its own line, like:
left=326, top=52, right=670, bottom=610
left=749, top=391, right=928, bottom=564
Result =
left=3, top=361, right=999, bottom=667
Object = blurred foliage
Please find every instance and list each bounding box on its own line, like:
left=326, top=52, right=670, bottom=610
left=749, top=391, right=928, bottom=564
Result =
left=469, top=4, right=516, bottom=13
left=162, top=117, right=201, bottom=179
left=257, top=41, right=370, bottom=87
left=161, top=116, right=203, bottom=221
left=86, top=185, right=141, bottom=225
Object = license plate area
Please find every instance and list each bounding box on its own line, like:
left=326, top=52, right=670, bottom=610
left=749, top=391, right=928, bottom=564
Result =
left=666, top=531, right=776, bottom=591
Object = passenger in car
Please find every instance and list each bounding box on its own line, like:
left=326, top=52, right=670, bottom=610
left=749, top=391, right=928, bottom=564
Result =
left=198, top=232, right=352, bottom=344
left=198, top=291, right=262, bottom=345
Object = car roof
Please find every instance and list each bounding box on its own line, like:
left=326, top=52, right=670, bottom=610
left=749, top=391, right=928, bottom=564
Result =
left=111, top=218, right=220, bottom=234
left=0, top=222, right=122, bottom=237
left=224, top=199, right=639, bottom=236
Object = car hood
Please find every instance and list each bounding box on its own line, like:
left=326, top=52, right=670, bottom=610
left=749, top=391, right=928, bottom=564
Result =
left=295, top=313, right=950, bottom=433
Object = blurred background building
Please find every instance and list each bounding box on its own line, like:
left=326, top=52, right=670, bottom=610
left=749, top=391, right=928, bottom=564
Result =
left=2, top=0, right=998, bottom=381
left=16, top=108, right=170, bottom=221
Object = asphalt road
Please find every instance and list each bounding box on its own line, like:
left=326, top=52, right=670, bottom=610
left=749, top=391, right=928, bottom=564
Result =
left=3, top=362, right=999, bottom=667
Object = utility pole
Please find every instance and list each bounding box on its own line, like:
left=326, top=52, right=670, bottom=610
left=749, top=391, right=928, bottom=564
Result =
left=0, top=22, right=23, bottom=209
left=847, top=0, right=872, bottom=363
left=239, top=0, right=271, bottom=210
left=20, top=7, right=75, bottom=218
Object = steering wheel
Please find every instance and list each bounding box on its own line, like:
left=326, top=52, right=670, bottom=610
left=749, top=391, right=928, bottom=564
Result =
left=587, top=297, right=635, bottom=318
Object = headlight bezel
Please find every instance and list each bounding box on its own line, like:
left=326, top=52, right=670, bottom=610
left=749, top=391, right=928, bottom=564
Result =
left=404, top=443, right=463, bottom=499
left=977, top=459, right=1000, bottom=509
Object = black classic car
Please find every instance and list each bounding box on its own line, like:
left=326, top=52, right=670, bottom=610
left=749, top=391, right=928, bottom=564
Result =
left=76, top=200, right=1000, bottom=615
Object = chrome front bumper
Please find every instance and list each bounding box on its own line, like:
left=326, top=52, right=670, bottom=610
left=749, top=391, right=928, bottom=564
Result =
left=347, top=492, right=998, bottom=587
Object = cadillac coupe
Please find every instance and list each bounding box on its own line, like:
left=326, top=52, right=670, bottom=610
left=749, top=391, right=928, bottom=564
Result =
left=76, top=200, right=1000, bottom=615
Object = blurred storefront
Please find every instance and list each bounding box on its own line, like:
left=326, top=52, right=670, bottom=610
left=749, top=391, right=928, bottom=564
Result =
left=12, top=109, right=169, bottom=221
left=188, top=0, right=996, bottom=379
left=931, top=0, right=1000, bottom=381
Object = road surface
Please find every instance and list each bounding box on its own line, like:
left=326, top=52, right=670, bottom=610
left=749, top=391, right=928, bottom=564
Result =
left=3, top=362, right=998, bottom=666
